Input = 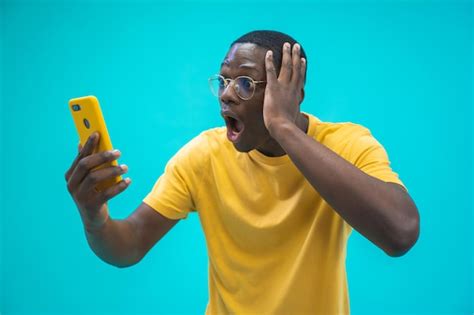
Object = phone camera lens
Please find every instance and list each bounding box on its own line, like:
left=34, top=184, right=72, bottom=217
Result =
left=83, top=118, right=90, bottom=129
left=72, top=104, right=81, bottom=111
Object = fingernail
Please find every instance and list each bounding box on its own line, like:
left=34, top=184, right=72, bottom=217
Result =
left=284, top=42, right=290, bottom=49
left=120, top=164, right=128, bottom=172
left=112, top=149, right=121, bottom=156
left=124, top=178, right=131, bottom=184
left=267, top=50, right=273, bottom=58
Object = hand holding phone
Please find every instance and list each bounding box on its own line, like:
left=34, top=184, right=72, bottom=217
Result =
left=65, top=133, right=131, bottom=230
left=65, top=96, right=131, bottom=230
left=68, top=95, right=122, bottom=191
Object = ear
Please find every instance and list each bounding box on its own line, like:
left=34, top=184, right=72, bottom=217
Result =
left=298, top=88, right=305, bottom=105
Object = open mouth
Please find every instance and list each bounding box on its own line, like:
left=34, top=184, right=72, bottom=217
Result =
left=222, top=113, right=244, bottom=143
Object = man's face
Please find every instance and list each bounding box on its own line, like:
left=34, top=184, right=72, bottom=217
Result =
left=219, top=43, right=274, bottom=153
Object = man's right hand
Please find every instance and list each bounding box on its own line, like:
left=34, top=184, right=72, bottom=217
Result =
left=65, top=132, right=131, bottom=231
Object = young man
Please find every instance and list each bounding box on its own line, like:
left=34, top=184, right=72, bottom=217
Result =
left=65, top=30, right=420, bottom=314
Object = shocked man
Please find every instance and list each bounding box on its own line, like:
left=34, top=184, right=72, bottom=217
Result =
left=65, top=30, right=420, bottom=314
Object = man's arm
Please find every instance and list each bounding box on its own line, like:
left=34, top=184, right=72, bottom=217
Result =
left=271, top=122, right=419, bottom=257
left=262, top=43, right=419, bottom=257
left=65, top=132, right=179, bottom=267
left=85, top=203, right=179, bottom=268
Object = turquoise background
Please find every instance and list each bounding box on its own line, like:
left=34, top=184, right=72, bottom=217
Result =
left=1, top=0, right=472, bottom=314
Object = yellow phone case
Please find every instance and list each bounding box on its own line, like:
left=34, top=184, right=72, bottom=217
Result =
left=68, top=95, right=122, bottom=192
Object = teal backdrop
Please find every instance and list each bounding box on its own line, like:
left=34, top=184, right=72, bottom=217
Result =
left=1, top=0, right=472, bottom=314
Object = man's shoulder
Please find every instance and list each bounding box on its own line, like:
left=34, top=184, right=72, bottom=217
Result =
left=198, top=126, right=227, bottom=141
left=308, top=113, right=372, bottom=144
left=194, top=126, right=228, bottom=152
left=177, top=126, right=227, bottom=156
left=309, top=114, right=387, bottom=161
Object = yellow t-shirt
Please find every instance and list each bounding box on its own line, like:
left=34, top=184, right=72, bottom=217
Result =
left=143, top=113, right=405, bottom=315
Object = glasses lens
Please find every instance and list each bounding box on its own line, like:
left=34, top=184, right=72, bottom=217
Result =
left=209, top=75, right=225, bottom=97
left=235, top=77, right=255, bottom=100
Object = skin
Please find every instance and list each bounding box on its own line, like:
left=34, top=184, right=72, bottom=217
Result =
left=65, top=134, right=179, bottom=267
left=261, top=42, right=420, bottom=256
left=65, top=41, right=420, bottom=267
left=219, top=43, right=308, bottom=156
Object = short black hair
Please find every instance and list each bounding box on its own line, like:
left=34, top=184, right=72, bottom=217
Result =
left=231, top=30, right=307, bottom=79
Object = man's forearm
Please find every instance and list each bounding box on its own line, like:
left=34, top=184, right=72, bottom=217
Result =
left=270, top=122, right=419, bottom=256
left=84, top=213, right=140, bottom=268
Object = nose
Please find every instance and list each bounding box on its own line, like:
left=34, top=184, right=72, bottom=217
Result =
left=219, top=81, right=240, bottom=106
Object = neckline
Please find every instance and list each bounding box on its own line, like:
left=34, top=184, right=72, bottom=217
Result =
left=247, top=112, right=317, bottom=166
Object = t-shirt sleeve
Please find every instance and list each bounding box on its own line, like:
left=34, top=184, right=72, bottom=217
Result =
left=143, top=133, right=209, bottom=220
left=349, top=127, right=407, bottom=191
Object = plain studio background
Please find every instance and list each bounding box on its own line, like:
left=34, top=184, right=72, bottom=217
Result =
left=0, top=0, right=472, bottom=314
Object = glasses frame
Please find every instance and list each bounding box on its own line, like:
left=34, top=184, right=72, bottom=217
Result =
left=208, top=74, right=266, bottom=101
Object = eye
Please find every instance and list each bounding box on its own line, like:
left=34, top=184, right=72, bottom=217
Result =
left=218, top=77, right=226, bottom=88
left=240, top=78, right=254, bottom=90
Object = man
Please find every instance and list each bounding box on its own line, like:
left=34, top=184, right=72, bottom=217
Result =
left=65, top=30, right=420, bottom=314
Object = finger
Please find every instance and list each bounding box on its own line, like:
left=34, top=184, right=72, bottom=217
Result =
left=81, top=164, right=128, bottom=194
left=65, top=132, right=99, bottom=182
left=291, top=43, right=302, bottom=85
left=78, top=142, right=83, bottom=153
left=81, top=132, right=100, bottom=157
left=97, top=177, right=132, bottom=204
left=298, top=57, right=307, bottom=88
left=265, top=50, right=278, bottom=85
left=278, top=42, right=292, bottom=83
left=67, top=149, right=121, bottom=191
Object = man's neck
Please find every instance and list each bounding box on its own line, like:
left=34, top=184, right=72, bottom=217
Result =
left=256, top=113, right=309, bottom=157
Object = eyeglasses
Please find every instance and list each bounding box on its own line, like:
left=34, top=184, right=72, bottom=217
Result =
left=208, top=74, right=266, bottom=101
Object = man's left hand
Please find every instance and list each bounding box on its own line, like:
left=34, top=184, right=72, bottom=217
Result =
left=263, top=42, right=306, bottom=135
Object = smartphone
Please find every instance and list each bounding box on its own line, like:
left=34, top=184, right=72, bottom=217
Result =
left=68, top=95, right=122, bottom=192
